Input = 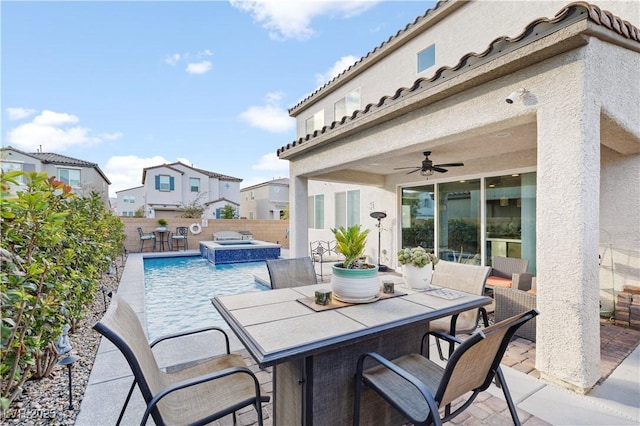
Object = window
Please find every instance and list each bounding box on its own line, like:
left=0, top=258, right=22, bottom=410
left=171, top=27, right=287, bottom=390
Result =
left=58, top=168, right=81, bottom=187
left=438, top=179, right=481, bottom=263
left=334, top=88, right=361, bottom=121
left=305, top=110, right=325, bottom=135
left=190, top=177, right=200, bottom=192
left=1, top=162, right=26, bottom=183
left=334, top=190, right=360, bottom=229
left=417, top=45, right=436, bottom=73
left=155, top=174, right=174, bottom=191
left=401, top=185, right=435, bottom=249
left=308, top=194, right=324, bottom=229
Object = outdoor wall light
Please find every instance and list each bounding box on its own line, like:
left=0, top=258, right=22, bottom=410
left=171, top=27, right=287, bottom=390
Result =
left=505, top=88, right=527, bottom=104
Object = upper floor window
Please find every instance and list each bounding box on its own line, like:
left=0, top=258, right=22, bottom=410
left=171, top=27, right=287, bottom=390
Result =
left=305, top=110, right=325, bottom=135
left=334, top=88, right=361, bottom=121
left=190, top=177, right=200, bottom=192
left=123, top=195, right=135, bottom=203
left=155, top=174, right=174, bottom=192
left=335, top=189, right=360, bottom=229
left=308, top=194, right=324, bottom=229
left=417, top=45, right=436, bottom=73
left=58, top=168, right=80, bottom=187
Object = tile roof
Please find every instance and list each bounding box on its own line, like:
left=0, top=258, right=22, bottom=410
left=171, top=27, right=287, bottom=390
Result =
left=142, top=161, right=242, bottom=182
left=278, top=2, right=639, bottom=158
left=1, top=147, right=111, bottom=184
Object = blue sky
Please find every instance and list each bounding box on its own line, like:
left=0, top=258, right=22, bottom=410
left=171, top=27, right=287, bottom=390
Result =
left=2, top=1, right=435, bottom=197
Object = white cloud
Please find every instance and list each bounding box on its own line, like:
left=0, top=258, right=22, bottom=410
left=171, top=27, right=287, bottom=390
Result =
left=185, top=61, right=212, bottom=75
left=6, top=110, right=121, bottom=152
left=230, top=0, right=379, bottom=41
left=104, top=155, right=170, bottom=196
left=315, top=55, right=359, bottom=86
left=238, top=92, right=294, bottom=133
left=165, top=53, right=181, bottom=65
left=252, top=152, right=289, bottom=172
left=6, top=107, right=37, bottom=120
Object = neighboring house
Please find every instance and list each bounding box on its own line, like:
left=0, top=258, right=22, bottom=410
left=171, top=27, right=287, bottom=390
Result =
left=0, top=146, right=111, bottom=207
left=240, top=178, right=289, bottom=220
left=278, top=1, right=639, bottom=393
left=115, top=186, right=144, bottom=216
left=116, top=162, right=242, bottom=219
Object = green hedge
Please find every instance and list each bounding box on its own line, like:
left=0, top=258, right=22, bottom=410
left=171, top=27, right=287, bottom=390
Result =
left=0, top=171, right=124, bottom=408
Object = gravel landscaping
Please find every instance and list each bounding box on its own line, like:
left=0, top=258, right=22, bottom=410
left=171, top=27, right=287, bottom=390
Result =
left=2, top=257, right=123, bottom=425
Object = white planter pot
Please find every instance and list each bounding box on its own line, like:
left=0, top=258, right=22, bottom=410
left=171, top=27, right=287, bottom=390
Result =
left=403, top=264, right=433, bottom=289
left=331, top=264, right=380, bottom=303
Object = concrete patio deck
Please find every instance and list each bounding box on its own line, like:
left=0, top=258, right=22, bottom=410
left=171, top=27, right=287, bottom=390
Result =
left=76, top=251, right=640, bottom=425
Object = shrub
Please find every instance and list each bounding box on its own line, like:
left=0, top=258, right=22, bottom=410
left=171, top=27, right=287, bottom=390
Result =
left=0, top=171, right=124, bottom=409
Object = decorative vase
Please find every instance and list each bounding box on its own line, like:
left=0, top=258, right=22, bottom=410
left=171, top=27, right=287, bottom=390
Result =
left=403, top=264, right=433, bottom=289
left=331, top=264, right=380, bottom=303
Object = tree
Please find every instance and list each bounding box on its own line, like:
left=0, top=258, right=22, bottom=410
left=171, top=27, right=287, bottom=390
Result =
left=220, top=204, right=238, bottom=219
left=177, top=193, right=205, bottom=218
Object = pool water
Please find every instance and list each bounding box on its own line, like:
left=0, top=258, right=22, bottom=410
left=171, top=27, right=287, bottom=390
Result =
left=144, top=256, right=269, bottom=341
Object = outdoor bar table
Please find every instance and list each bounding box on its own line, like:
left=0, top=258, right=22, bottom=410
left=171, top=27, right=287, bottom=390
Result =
left=212, top=283, right=491, bottom=425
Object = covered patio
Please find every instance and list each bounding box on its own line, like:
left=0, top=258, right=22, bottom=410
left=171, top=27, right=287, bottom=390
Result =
left=279, top=2, right=639, bottom=393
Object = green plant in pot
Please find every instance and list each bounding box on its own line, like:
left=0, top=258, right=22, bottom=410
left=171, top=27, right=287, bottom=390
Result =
left=330, top=225, right=380, bottom=303
left=157, top=218, right=168, bottom=231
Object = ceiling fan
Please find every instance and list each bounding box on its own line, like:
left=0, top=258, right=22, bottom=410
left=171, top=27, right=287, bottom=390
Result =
left=394, top=151, right=464, bottom=176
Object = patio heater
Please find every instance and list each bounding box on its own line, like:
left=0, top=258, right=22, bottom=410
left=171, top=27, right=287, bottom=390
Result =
left=370, top=211, right=389, bottom=272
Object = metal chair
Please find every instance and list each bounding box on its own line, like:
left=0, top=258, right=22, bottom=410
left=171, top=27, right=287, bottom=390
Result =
left=137, top=227, right=156, bottom=252
left=423, top=261, right=491, bottom=360
left=265, top=257, right=317, bottom=289
left=169, top=226, right=189, bottom=251
left=310, top=240, right=329, bottom=281
left=354, top=309, right=539, bottom=426
left=93, top=295, right=269, bottom=426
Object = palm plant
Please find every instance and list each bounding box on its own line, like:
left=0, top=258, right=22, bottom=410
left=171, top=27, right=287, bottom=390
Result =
left=331, top=225, right=370, bottom=269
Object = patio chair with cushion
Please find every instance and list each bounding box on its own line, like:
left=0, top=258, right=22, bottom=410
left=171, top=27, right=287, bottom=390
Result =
left=137, top=227, right=156, bottom=252
left=485, top=256, right=531, bottom=289
left=169, top=226, right=189, bottom=251
left=265, top=257, right=318, bottom=289
left=423, top=261, right=491, bottom=359
left=93, top=295, right=269, bottom=426
left=354, top=309, right=539, bottom=426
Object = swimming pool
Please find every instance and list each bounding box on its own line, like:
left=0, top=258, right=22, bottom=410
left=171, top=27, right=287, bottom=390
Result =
left=144, top=256, right=269, bottom=341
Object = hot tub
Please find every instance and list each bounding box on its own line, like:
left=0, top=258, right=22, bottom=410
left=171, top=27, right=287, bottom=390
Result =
left=199, top=240, right=281, bottom=264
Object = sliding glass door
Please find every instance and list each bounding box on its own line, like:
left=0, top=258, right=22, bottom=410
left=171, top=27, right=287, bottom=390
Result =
left=437, top=179, right=481, bottom=263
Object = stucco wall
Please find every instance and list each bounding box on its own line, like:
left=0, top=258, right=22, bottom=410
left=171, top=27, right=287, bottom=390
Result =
left=121, top=217, right=289, bottom=254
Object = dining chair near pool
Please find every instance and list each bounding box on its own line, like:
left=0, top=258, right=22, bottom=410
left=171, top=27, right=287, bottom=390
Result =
left=93, top=295, right=270, bottom=426
left=169, top=226, right=189, bottom=251
left=354, top=309, right=539, bottom=426
left=265, top=256, right=317, bottom=289
left=137, top=227, right=156, bottom=252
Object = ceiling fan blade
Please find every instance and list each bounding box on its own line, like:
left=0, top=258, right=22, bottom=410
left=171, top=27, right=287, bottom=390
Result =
left=394, top=166, right=421, bottom=170
left=406, top=168, right=420, bottom=175
left=432, top=166, right=448, bottom=173
left=434, top=162, right=464, bottom=167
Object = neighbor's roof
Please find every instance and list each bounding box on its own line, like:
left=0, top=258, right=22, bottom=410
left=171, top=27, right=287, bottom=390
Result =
left=241, top=178, right=290, bottom=192
left=279, top=1, right=639, bottom=158
left=1, top=146, right=111, bottom=184
left=142, top=161, right=242, bottom=184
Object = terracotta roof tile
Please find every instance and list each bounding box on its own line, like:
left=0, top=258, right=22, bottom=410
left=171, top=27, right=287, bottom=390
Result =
left=278, top=2, right=639, bottom=158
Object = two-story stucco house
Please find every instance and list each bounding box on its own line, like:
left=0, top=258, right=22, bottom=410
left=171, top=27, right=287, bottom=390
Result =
left=239, top=178, right=289, bottom=220
left=1, top=146, right=111, bottom=207
left=116, top=161, right=242, bottom=219
left=278, top=1, right=639, bottom=393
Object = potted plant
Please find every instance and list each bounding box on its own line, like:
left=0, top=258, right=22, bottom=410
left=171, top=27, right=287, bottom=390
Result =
left=330, top=225, right=380, bottom=302
left=397, top=246, right=439, bottom=289
left=157, top=218, right=168, bottom=231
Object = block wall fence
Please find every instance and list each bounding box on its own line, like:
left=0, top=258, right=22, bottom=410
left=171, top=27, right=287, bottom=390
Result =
left=120, top=217, right=290, bottom=253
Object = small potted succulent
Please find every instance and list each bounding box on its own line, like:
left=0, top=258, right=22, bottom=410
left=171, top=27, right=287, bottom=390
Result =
left=397, top=246, right=439, bottom=289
